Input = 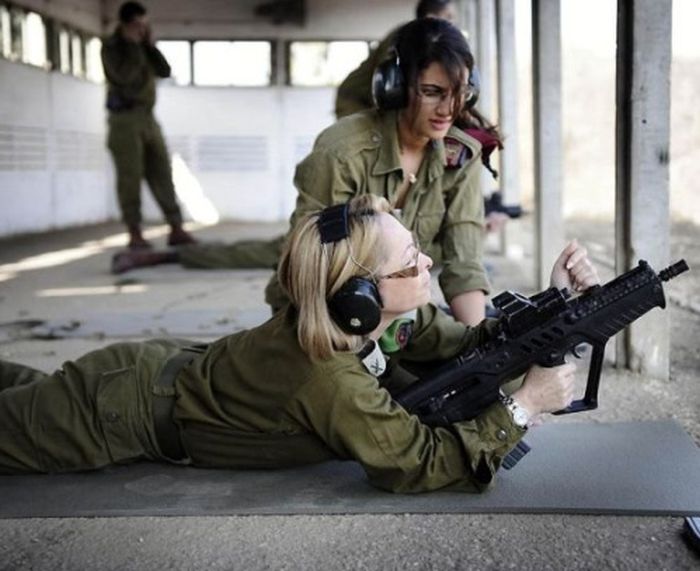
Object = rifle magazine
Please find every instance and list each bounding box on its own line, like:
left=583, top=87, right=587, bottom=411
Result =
left=501, top=439, right=531, bottom=470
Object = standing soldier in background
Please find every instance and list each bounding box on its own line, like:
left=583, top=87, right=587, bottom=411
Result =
left=102, top=1, right=195, bottom=250
left=335, top=0, right=457, bottom=119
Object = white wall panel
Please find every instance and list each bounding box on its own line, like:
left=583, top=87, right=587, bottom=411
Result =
left=155, top=84, right=335, bottom=222
left=0, top=60, right=51, bottom=127
left=53, top=171, right=114, bottom=225
left=2, top=52, right=346, bottom=236
left=0, top=59, right=114, bottom=236
left=278, top=87, right=336, bottom=215
left=0, top=172, right=53, bottom=234
left=0, top=60, right=54, bottom=234
left=49, top=73, right=114, bottom=227
left=0, top=124, right=47, bottom=170
left=50, top=73, right=106, bottom=132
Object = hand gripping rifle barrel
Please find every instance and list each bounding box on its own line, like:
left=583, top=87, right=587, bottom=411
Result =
left=396, top=259, right=689, bottom=428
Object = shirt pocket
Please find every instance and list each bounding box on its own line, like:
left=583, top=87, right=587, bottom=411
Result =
left=414, top=210, right=445, bottom=246
left=97, top=366, right=148, bottom=465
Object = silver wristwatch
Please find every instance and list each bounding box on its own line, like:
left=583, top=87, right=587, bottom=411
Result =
left=499, top=393, right=530, bottom=428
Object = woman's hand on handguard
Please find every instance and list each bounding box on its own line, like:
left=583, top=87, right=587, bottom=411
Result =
left=549, top=239, right=600, bottom=293
left=512, top=363, right=577, bottom=418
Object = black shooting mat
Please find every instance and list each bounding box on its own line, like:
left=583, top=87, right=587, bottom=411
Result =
left=1, top=420, right=699, bottom=518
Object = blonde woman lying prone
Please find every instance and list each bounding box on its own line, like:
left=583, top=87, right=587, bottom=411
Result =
left=0, top=195, right=598, bottom=492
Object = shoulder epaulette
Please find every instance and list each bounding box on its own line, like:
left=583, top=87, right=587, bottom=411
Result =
left=444, top=136, right=472, bottom=169
left=463, top=127, right=504, bottom=179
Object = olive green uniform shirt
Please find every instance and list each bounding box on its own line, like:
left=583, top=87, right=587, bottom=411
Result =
left=101, top=30, right=171, bottom=111
left=265, top=109, right=490, bottom=310
left=174, top=304, right=524, bottom=493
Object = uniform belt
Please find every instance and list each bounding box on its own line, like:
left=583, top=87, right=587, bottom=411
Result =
left=152, top=345, right=206, bottom=461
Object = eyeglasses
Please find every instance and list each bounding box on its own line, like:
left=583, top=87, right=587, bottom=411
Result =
left=377, top=235, right=421, bottom=280
left=417, top=85, right=474, bottom=108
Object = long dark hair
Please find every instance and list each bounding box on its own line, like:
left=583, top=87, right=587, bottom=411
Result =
left=395, top=18, right=473, bottom=119
left=454, top=107, right=502, bottom=142
left=395, top=18, right=503, bottom=145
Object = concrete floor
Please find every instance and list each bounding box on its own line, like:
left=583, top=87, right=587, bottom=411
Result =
left=0, top=217, right=698, bottom=570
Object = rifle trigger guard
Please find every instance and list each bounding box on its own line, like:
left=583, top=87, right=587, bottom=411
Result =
left=540, top=350, right=565, bottom=367
left=571, top=344, right=588, bottom=359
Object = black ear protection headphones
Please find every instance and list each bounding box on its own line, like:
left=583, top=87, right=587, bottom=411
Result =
left=372, top=50, right=408, bottom=110
left=318, top=203, right=383, bottom=336
left=371, top=48, right=481, bottom=111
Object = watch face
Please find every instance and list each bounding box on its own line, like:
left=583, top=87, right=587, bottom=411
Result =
left=513, top=407, right=529, bottom=427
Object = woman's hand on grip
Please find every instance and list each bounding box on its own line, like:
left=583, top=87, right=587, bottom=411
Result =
left=513, top=363, right=577, bottom=417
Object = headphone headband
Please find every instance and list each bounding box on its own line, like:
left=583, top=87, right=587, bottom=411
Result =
left=318, top=203, right=350, bottom=244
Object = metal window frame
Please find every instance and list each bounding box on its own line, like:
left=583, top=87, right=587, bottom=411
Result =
left=285, top=38, right=372, bottom=87
left=0, top=1, right=102, bottom=84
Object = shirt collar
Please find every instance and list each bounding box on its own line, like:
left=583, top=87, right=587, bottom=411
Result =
left=372, top=111, right=448, bottom=184
left=357, top=309, right=419, bottom=377
left=372, top=110, right=403, bottom=177
left=427, top=138, right=447, bottom=183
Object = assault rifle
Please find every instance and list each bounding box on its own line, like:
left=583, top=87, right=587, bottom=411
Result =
left=396, top=259, right=689, bottom=467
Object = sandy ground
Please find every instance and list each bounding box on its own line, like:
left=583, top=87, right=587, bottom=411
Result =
left=0, top=216, right=698, bottom=570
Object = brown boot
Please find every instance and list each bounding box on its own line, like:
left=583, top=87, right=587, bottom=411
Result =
left=111, top=250, right=178, bottom=274
left=127, top=225, right=152, bottom=250
left=167, top=225, right=197, bottom=247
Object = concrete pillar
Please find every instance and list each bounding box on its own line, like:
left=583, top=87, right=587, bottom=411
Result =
left=476, top=0, right=497, bottom=198
left=531, top=0, right=563, bottom=290
left=615, top=0, right=672, bottom=378
left=274, top=38, right=286, bottom=86
left=496, top=0, right=520, bottom=255
left=459, top=0, right=479, bottom=41
left=475, top=0, right=496, bottom=119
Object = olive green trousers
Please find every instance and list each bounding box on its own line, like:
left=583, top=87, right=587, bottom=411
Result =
left=0, top=340, right=183, bottom=474
left=178, top=235, right=284, bottom=269
left=107, top=110, right=183, bottom=227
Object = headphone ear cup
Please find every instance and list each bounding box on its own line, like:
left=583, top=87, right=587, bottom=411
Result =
left=372, top=56, right=407, bottom=111
left=328, top=277, right=382, bottom=336
left=464, top=66, right=480, bottom=109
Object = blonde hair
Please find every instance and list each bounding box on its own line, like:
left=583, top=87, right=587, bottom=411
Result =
left=278, top=195, right=393, bottom=360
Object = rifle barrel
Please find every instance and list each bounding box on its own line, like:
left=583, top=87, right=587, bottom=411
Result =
left=658, top=259, right=689, bottom=282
